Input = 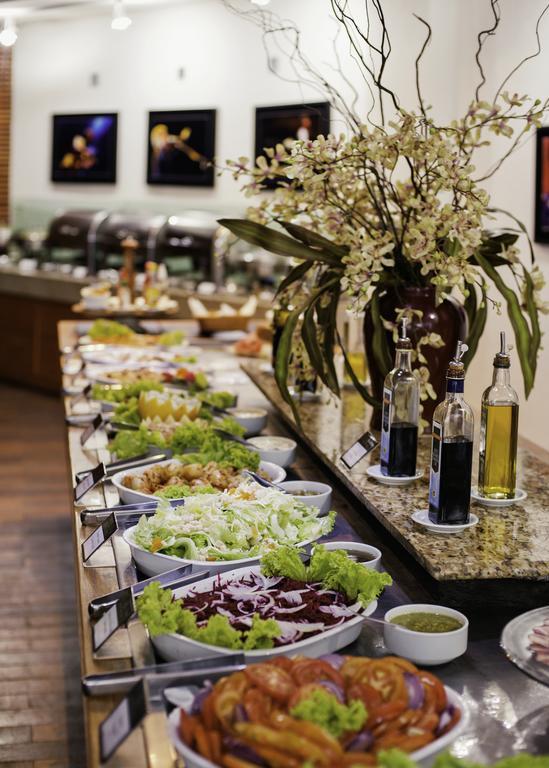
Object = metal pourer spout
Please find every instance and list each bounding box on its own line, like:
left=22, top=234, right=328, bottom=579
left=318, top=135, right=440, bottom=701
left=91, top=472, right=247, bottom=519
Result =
left=396, top=317, right=412, bottom=350
left=448, top=339, right=468, bottom=380
left=494, top=330, right=510, bottom=368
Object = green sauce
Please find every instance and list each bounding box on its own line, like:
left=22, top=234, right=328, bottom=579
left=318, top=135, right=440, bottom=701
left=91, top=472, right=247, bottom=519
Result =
left=390, top=612, right=463, bottom=633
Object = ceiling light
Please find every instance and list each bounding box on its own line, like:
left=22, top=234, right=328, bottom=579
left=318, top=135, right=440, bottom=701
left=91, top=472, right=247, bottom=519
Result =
left=111, top=0, right=132, bottom=31
left=251, top=0, right=271, bottom=5
left=0, top=18, right=17, bottom=47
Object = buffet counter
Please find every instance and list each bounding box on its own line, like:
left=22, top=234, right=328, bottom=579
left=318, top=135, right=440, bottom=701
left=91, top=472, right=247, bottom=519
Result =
left=0, top=266, right=270, bottom=392
left=58, top=320, right=549, bottom=767
left=243, top=362, right=549, bottom=585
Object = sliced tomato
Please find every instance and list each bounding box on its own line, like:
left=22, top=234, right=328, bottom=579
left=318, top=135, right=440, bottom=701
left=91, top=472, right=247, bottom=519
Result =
left=243, top=686, right=272, bottom=722
left=291, top=659, right=345, bottom=688
left=419, top=671, right=448, bottom=713
left=346, top=682, right=383, bottom=710
left=244, top=664, right=295, bottom=704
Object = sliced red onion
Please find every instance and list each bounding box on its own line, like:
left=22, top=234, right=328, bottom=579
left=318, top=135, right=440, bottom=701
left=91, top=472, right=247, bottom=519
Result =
left=319, top=604, right=354, bottom=618
left=346, top=729, right=374, bottom=752
left=275, top=604, right=307, bottom=614
left=436, top=704, right=455, bottom=735
left=319, top=654, right=345, bottom=670
left=404, top=672, right=425, bottom=710
left=190, top=682, right=212, bottom=715
left=276, top=620, right=326, bottom=633
left=223, top=736, right=266, bottom=766
left=319, top=680, right=345, bottom=703
left=233, top=704, right=248, bottom=723
left=279, top=590, right=306, bottom=605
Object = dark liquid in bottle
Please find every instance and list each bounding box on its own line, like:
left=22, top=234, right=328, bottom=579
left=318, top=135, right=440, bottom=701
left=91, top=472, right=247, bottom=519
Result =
left=429, top=438, right=473, bottom=524
left=381, top=422, right=418, bottom=477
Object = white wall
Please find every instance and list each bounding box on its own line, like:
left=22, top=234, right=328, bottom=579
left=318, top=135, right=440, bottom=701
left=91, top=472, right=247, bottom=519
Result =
left=9, top=0, right=549, bottom=447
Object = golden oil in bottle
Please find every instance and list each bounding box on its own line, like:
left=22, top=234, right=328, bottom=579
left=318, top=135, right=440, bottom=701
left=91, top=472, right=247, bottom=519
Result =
left=479, top=403, right=519, bottom=498
left=478, top=332, right=519, bottom=499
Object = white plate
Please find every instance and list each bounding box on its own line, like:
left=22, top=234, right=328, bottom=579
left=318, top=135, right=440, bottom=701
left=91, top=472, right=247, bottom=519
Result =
left=167, top=684, right=469, bottom=768
left=471, top=487, right=527, bottom=507
left=124, top=525, right=317, bottom=577
left=150, top=564, right=377, bottom=663
left=412, top=509, right=479, bottom=534
left=111, top=458, right=286, bottom=505
left=367, top=464, right=423, bottom=485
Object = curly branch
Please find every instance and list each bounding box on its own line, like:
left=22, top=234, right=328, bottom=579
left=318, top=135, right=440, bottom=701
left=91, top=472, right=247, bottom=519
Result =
left=474, top=0, right=501, bottom=101
left=494, top=1, right=549, bottom=101
left=413, top=14, right=432, bottom=119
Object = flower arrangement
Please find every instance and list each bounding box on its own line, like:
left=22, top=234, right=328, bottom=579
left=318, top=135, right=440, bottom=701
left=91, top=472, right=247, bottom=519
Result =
left=220, top=1, right=548, bottom=423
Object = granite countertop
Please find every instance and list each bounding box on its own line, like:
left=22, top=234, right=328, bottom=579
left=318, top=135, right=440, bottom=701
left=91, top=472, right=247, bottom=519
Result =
left=243, top=360, right=549, bottom=582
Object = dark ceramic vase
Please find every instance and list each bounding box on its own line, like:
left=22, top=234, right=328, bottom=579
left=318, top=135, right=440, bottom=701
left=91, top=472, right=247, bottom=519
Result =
left=364, top=285, right=468, bottom=430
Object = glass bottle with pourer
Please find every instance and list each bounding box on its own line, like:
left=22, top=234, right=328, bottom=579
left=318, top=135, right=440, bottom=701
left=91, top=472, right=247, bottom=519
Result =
left=478, top=331, right=519, bottom=499
left=380, top=318, right=420, bottom=477
left=428, top=341, right=474, bottom=524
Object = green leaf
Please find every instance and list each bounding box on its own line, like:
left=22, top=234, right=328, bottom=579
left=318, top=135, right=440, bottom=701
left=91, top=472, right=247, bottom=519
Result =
left=336, top=329, right=380, bottom=407
left=462, top=282, right=487, bottom=370
left=487, top=208, right=535, bottom=264
left=522, top=267, right=541, bottom=376
left=315, top=277, right=341, bottom=395
left=302, top=301, right=330, bottom=391
left=370, top=289, right=393, bottom=377
left=218, top=219, right=342, bottom=267
left=279, top=222, right=349, bottom=259
left=474, top=251, right=536, bottom=397
left=276, top=260, right=312, bottom=296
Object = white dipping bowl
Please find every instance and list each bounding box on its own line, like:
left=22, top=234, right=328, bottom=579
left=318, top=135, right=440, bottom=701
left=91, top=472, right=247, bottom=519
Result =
left=277, top=480, right=332, bottom=515
left=112, top=458, right=286, bottom=505
left=384, top=603, right=469, bottom=666
left=226, top=407, right=268, bottom=437
left=246, top=435, right=297, bottom=468
left=322, top=540, right=382, bottom=571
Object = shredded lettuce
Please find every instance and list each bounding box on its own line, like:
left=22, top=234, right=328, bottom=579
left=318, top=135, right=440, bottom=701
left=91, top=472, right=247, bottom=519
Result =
left=290, top=688, right=366, bottom=738
left=261, top=545, right=392, bottom=606
left=131, top=488, right=335, bottom=562
left=136, top=583, right=281, bottom=650
left=91, top=380, right=163, bottom=404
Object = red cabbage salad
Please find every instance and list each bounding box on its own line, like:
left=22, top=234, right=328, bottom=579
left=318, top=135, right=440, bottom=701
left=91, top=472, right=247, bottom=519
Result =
left=136, top=545, right=392, bottom=651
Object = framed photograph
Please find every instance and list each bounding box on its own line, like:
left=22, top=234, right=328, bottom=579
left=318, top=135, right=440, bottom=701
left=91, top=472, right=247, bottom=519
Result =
left=51, top=113, right=118, bottom=183
left=254, top=102, right=331, bottom=188
left=535, top=127, right=549, bottom=243
left=147, top=109, right=216, bottom=187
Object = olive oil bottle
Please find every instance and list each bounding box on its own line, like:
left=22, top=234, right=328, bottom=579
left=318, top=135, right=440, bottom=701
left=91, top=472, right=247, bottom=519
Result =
left=428, top=341, right=474, bottom=524
left=478, top=332, right=519, bottom=499
left=380, top=319, right=419, bottom=477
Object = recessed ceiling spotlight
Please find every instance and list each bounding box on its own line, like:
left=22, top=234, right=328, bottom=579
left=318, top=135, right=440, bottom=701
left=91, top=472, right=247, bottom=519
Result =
left=0, top=18, right=17, bottom=47
left=111, top=0, right=132, bottom=31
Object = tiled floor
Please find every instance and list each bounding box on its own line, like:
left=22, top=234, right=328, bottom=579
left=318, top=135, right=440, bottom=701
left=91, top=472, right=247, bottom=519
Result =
left=0, top=383, right=86, bottom=767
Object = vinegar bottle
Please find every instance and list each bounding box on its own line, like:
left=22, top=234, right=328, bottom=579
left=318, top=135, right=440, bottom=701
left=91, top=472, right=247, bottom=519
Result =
left=428, top=341, right=474, bottom=524
left=380, top=319, right=419, bottom=477
left=478, top=332, right=519, bottom=499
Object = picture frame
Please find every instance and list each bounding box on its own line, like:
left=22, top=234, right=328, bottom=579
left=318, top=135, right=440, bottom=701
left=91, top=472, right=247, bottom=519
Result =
left=535, top=127, right=549, bottom=243
left=147, top=109, right=216, bottom=187
left=51, top=113, right=118, bottom=183
left=254, top=102, right=331, bottom=189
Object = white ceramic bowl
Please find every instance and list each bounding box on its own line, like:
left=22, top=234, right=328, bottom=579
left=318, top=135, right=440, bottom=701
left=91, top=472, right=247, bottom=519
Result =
left=111, top=458, right=286, bottom=505
left=246, top=435, right=297, bottom=468
left=384, top=603, right=469, bottom=666
left=167, top=685, right=469, bottom=768
left=124, top=527, right=320, bottom=577
left=226, top=407, right=268, bottom=437
left=322, top=540, right=382, bottom=571
left=277, top=480, right=332, bottom=515
left=151, top=564, right=377, bottom=662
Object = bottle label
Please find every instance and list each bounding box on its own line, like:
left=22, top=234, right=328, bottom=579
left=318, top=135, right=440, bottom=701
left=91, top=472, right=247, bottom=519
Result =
left=429, top=420, right=442, bottom=509
left=380, top=387, right=392, bottom=463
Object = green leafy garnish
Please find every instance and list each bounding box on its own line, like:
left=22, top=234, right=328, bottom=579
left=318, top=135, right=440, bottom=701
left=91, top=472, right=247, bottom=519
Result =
left=113, top=398, right=141, bottom=426
left=136, top=583, right=281, bottom=650
left=198, top=390, right=236, bottom=410
left=88, top=319, right=134, bottom=340
left=154, top=484, right=217, bottom=500
left=157, top=330, right=185, bottom=346
left=91, top=380, right=163, bottom=404
left=261, top=545, right=392, bottom=606
left=290, top=688, right=366, bottom=739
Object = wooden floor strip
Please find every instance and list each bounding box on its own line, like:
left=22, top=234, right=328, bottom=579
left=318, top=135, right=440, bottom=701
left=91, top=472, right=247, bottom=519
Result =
left=0, top=384, right=86, bottom=766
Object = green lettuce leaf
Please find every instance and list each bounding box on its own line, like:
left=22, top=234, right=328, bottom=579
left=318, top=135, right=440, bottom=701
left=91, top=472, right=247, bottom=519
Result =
left=243, top=614, right=281, bottom=650
left=261, top=545, right=308, bottom=581
left=290, top=688, right=366, bottom=738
